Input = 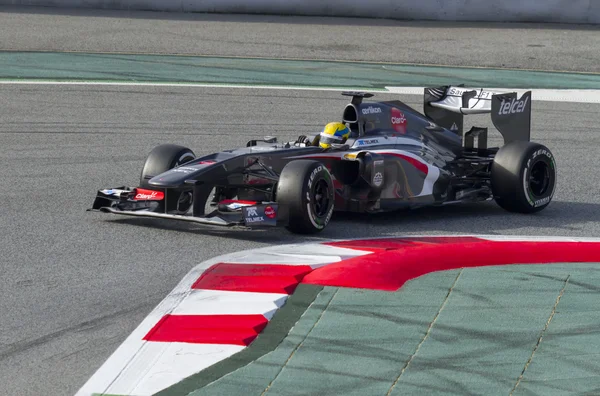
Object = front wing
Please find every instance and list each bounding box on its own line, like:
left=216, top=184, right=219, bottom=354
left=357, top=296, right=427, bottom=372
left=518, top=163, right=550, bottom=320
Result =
left=87, top=187, right=286, bottom=229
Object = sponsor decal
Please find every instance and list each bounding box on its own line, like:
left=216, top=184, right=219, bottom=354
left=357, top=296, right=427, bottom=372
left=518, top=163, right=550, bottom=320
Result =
left=245, top=216, right=265, bottom=223
left=391, top=108, right=407, bottom=134
left=308, top=165, right=323, bottom=188
left=226, top=202, right=254, bottom=210
left=250, top=146, right=277, bottom=151
left=358, top=139, right=380, bottom=146
left=172, top=167, right=198, bottom=173
left=307, top=201, right=332, bottom=230
left=450, top=122, right=459, bottom=131
left=264, top=206, right=276, bottom=219
left=306, top=168, right=333, bottom=229
left=498, top=96, right=529, bottom=115
left=246, top=207, right=259, bottom=217
left=534, top=196, right=551, bottom=207
left=218, top=199, right=258, bottom=212
left=324, top=203, right=334, bottom=225
left=220, top=200, right=257, bottom=206
left=533, top=148, right=553, bottom=160
left=523, top=161, right=532, bottom=206
left=101, top=189, right=128, bottom=196
left=244, top=206, right=263, bottom=223
left=448, top=87, right=467, bottom=96
left=133, top=189, right=164, bottom=201
left=448, top=87, right=492, bottom=99
left=425, top=121, right=443, bottom=131
left=362, top=106, right=382, bottom=115
left=374, top=159, right=384, bottom=166
left=242, top=205, right=278, bottom=225
left=198, top=160, right=216, bottom=165
left=373, top=172, right=383, bottom=187
left=524, top=150, right=555, bottom=207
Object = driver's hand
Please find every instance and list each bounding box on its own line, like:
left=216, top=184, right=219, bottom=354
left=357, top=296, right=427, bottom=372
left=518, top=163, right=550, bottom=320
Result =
left=296, top=135, right=310, bottom=146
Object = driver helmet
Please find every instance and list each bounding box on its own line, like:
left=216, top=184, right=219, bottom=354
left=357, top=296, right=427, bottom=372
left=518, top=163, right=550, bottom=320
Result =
left=319, top=122, right=350, bottom=149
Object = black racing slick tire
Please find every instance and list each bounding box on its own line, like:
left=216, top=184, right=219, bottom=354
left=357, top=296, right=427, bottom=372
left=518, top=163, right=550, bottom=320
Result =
left=276, top=160, right=335, bottom=234
left=139, top=144, right=196, bottom=187
left=491, top=141, right=556, bottom=214
left=139, top=144, right=196, bottom=214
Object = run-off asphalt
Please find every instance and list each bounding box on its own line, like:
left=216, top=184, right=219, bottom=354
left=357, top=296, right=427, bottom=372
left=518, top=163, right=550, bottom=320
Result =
left=0, top=85, right=599, bottom=396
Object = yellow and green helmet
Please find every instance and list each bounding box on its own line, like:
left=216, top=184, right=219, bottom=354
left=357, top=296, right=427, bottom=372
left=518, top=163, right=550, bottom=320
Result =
left=319, top=122, right=350, bottom=149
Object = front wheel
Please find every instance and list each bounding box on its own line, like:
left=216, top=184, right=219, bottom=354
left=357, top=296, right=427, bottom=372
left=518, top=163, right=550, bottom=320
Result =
left=276, top=160, right=335, bottom=234
left=139, top=144, right=196, bottom=214
left=491, top=141, right=556, bottom=213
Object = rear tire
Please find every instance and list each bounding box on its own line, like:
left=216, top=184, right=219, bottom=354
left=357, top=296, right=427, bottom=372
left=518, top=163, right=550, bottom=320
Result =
left=276, top=160, right=335, bottom=234
left=139, top=144, right=196, bottom=214
left=491, top=141, right=556, bottom=213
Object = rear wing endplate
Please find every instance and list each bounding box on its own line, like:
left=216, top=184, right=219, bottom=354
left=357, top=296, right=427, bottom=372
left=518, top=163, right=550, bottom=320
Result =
left=424, top=86, right=532, bottom=144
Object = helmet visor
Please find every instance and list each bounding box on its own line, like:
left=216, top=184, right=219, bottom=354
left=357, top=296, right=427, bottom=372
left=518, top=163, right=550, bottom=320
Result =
left=320, top=134, right=345, bottom=146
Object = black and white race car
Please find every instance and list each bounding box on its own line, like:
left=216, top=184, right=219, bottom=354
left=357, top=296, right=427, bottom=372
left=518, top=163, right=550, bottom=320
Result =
left=89, top=86, right=556, bottom=234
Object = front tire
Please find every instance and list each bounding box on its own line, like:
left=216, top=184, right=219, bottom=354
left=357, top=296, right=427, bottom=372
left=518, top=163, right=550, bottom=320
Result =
left=491, top=141, right=556, bottom=213
left=139, top=144, right=196, bottom=214
left=276, top=160, right=335, bottom=234
left=139, top=144, right=196, bottom=188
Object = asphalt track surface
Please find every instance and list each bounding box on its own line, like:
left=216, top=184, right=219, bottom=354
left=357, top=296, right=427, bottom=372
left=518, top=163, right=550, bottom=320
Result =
left=2, top=85, right=600, bottom=396
left=1, top=6, right=600, bottom=396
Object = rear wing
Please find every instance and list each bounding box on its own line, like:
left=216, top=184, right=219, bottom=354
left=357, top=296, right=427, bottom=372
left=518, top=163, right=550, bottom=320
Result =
left=424, top=86, right=532, bottom=145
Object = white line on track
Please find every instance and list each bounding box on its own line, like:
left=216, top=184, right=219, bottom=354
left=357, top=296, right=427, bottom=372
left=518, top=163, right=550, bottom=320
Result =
left=1, top=80, right=600, bottom=103
left=0, top=80, right=387, bottom=92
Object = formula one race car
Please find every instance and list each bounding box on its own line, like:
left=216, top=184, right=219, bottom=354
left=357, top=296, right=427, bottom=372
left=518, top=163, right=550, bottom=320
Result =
left=89, top=86, right=556, bottom=234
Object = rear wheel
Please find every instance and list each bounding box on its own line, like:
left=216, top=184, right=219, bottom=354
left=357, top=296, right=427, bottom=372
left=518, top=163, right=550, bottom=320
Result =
left=491, top=141, right=556, bottom=213
left=276, top=160, right=335, bottom=234
left=139, top=144, right=196, bottom=214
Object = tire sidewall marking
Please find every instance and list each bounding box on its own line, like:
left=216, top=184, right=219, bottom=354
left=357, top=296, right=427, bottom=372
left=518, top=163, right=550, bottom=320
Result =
left=305, top=165, right=334, bottom=229
left=522, top=148, right=556, bottom=208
